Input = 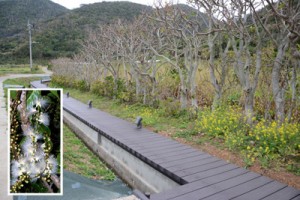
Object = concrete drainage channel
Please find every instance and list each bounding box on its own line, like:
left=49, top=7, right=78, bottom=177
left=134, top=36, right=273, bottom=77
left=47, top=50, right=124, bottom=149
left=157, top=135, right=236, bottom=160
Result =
left=63, top=110, right=180, bottom=200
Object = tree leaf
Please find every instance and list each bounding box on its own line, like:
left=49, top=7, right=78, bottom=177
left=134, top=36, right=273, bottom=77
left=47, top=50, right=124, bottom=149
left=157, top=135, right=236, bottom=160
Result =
left=49, top=90, right=59, bottom=99
left=38, top=123, right=51, bottom=135
left=27, top=90, right=41, bottom=109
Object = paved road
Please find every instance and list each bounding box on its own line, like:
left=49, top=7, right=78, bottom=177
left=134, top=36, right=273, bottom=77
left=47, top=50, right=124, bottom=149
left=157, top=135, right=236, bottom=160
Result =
left=0, top=69, right=50, bottom=199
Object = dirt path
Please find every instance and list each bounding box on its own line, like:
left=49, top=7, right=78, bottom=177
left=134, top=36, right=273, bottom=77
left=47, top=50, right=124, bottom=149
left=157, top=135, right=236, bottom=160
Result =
left=0, top=68, right=51, bottom=199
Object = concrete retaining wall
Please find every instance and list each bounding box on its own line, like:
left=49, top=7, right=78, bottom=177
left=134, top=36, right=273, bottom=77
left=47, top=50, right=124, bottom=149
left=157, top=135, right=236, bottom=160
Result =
left=63, top=110, right=179, bottom=195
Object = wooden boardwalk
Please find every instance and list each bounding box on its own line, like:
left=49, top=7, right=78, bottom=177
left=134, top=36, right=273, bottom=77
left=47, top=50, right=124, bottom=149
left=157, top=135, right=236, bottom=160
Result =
left=31, top=81, right=300, bottom=200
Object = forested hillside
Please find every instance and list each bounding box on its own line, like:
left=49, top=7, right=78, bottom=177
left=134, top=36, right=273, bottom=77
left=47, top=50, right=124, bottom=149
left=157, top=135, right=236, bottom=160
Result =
left=0, top=0, right=68, bottom=63
left=0, top=1, right=152, bottom=63
left=0, top=0, right=68, bottom=37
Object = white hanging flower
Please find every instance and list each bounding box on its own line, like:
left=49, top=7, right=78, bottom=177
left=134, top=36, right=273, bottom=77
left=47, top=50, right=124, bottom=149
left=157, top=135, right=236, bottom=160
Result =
left=18, top=156, right=26, bottom=166
left=12, top=165, right=26, bottom=179
left=27, top=105, right=37, bottom=116
left=22, top=138, right=34, bottom=157
left=47, top=155, right=58, bottom=174
left=38, top=113, right=49, bottom=126
left=35, top=134, right=44, bottom=143
left=36, top=159, right=46, bottom=173
left=34, top=149, right=45, bottom=162
left=35, top=98, right=48, bottom=108
left=28, top=163, right=41, bottom=181
left=23, top=126, right=35, bottom=137
left=48, top=155, right=57, bottom=166
left=23, top=146, right=35, bottom=158
left=11, top=160, right=21, bottom=169
left=11, top=160, right=21, bottom=179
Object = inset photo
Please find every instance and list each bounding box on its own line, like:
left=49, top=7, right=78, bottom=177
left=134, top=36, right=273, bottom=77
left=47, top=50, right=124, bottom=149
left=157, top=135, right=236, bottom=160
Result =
left=8, top=89, right=62, bottom=195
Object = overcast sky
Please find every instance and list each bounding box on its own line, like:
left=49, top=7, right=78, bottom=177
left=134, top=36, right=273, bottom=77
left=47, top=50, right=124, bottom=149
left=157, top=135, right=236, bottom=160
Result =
left=51, top=0, right=187, bottom=9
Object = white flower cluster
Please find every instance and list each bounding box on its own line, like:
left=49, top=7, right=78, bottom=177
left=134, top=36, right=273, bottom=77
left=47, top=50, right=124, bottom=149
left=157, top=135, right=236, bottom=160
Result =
left=11, top=98, right=58, bottom=186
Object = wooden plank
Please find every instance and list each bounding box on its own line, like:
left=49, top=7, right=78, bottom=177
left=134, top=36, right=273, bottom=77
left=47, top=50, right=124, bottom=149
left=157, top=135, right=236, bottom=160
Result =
left=175, top=160, right=229, bottom=177
left=168, top=157, right=220, bottom=172
left=171, top=173, right=263, bottom=200
left=154, top=151, right=203, bottom=164
left=183, top=164, right=239, bottom=183
left=232, top=181, right=289, bottom=200
left=119, top=134, right=164, bottom=142
left=135, top=144, right=189, bottom=154
left=203, top=175, right=275, bottom=200
left=121, top=133, right=168, bottom=140
left=31, top=81, right=48, bottom=88
left=146, top=148, right=199, bottom=158
left=261, top=186, right=300, bottom=200
left=150, top=168, right=249, bottom=200
left=291, top=195, right=300, bottom=200
left=132, top=142, right=188, bottom=153
left=129, top=140, right=184, bottom=150
left=160, top=154, right=212, bottom=169
left=143, top=146, right=200, bottom=158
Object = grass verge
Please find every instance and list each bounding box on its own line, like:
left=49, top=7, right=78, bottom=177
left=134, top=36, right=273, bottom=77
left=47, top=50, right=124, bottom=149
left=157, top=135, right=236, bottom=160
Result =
left=0, top=64, right=43, bottom=76
left=63, top=125, right=115, bottom=180
left=3, top=77, right=42, bottom=98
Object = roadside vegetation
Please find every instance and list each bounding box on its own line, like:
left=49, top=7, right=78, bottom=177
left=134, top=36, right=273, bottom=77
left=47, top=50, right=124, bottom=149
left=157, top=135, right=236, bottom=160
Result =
left=3, top=77, right=41, bottom=98
left=0, top=64, right=43, bottom=76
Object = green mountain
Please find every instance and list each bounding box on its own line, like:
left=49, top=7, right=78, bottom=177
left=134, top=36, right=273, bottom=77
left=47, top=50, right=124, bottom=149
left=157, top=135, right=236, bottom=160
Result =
left=28, top=1, right=152, bottom=59
left=0, top=0, right=68, bottom=63
left=0, top=0, right=68, bottom=37
left=0, top=1, right=152, bottom=64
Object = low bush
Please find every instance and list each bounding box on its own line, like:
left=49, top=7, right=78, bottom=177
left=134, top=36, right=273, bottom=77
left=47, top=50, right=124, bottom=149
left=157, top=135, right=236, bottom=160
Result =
left=159, top=98, right=182, bottom=118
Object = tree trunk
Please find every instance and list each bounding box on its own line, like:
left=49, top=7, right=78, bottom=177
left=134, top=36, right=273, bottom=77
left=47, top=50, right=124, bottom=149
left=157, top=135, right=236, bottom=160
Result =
left=287, top=61, right=297, bottom=121
left=272, top=39, right=289, bottom=122
left=122, top=57, right=129, bottom=87
left=178, top=68, right=188, bottom=109
left=135, top=76, right=140, bottom=98
left=113, top=74, right=118, bottom=99
left=190, top=60, right=198, bottom=109
left=143, top=87, right=147, bottom=105
left=244, top=88, right=254, bottom=124
left=180, top=86, right=188, bottom=109
left=209, top=36, right=221, bottom=110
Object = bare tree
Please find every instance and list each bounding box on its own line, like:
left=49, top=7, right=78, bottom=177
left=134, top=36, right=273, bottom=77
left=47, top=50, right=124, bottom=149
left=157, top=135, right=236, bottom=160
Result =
left=212, top=0, right=269, bottom=124
left=190, top=0, right=231, bottom=110
left=150, top=3, right=205, bottom=109
left=81, top=25, right=122, bottom=98
left=264, top=0, right=300, bottom=122
left=116, top=16, right=162, bottom=104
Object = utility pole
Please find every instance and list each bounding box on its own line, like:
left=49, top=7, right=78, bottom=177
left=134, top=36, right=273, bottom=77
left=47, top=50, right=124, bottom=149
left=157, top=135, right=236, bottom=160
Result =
left=28, top=20, right=33, bottom=71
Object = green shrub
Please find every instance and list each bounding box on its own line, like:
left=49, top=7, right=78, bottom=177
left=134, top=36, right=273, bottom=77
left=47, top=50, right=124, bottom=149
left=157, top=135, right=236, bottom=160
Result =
left=159, top=98, right=182, bottom=118
left=227, top=92, right=241, bottom=105
left=74, top=80, right=89, bottom=91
